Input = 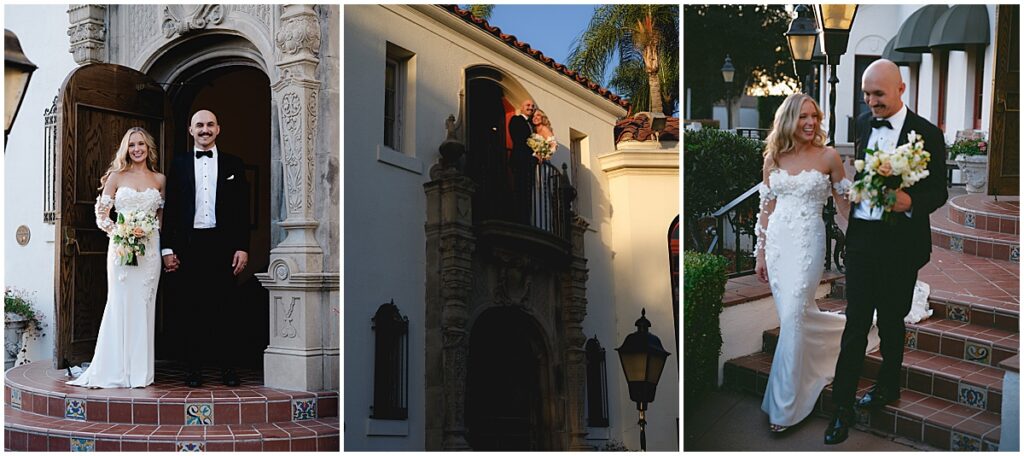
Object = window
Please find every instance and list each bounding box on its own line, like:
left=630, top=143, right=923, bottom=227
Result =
left=585, top=337, right=609, bottom=428
left=43, top=95, right=58, bottom=224
left=973, top=51, right=985, bottom=130
left=383, top=42, right=415, bottom=154
left=372, top=301, right=408, bottom=420
left=569, top=130, right=591, bottom=220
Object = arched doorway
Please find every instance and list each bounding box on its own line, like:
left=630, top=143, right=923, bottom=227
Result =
left=147, top=39, right=273, bottom=370
left=465, top=307, right=556, bottom=450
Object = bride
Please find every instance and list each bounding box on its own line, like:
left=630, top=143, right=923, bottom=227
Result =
left=753, top=93, right=878, bottom=432
left=67, top=127, right=165, bottom=388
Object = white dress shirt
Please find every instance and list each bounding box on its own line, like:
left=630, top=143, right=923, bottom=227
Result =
left=853, top=104, right=909, bottom=221
left=194, top=146, right=219, bottom=228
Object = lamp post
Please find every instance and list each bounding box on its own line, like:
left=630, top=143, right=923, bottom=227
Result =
left=786, top=5, right=819, bottom=96
left=720, top=55, right=735, bottom=130
left=814, top=4, right=858, bottom=146
left=5, top=29, right=37, bottom=146
left=616, top=308, right=671, bottom=452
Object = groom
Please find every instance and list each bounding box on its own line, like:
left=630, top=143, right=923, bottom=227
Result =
left=825, top=59, right=947, bottom=444
left=508, top=99, right=537, bottom=224
left=161, top=109, right=251, bottom=387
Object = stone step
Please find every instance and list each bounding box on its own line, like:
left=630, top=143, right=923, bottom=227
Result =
left=4, top=362, right=337, bottom=426
left=947, top=194, right=1019, bottom=235
left=724, top=352, right=1002, bottom=451
left=3, top=406, right=339, bottom=451
left=930, top=210, right=1019, bottom=261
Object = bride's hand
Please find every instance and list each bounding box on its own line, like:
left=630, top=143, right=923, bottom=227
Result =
left=755, top=257, right=769, bottom=283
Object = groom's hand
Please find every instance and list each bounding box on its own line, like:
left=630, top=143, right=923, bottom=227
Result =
left=892, top=189, right=912, bottom=212
left=232, top=251, right=249, bottom=276
left=162, top=254, right=179, bottom=272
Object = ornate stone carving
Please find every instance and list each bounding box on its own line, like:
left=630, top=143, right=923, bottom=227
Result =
left=162, top=4, right=225, bottom=38
left=126, top=5, right=159, bottom=62
left=276, top=11, right=321, bottom=57
left=67, top=5, right=107, bottom=65
left=232, top=4, right=271, bottom=29
left=276, top=296, right=299, bottom=339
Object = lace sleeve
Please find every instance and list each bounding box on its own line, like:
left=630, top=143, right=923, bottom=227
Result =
left=832, top=178, right=852, bottom=201
left=95, top=194, right=115, bottom=235
left=753, top=182, right=776, bottom=257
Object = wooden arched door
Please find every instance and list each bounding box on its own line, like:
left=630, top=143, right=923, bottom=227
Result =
left=54, top=63, right=171, bottom=368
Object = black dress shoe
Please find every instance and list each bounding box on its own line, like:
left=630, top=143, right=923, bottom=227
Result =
left=824, top=406, right=853, bottom=445
left=856, top=385, right=899, bottom=409
left=185, top=371, right=203, bottom=388
left=222, top=368, right=240, bottom=387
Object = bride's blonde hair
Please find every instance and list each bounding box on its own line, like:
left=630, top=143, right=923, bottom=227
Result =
left=98, top=127, right=159, bottom=190
left=533, top=109, right=552, bottom=130
left=763, top=93, right=826, bottom=169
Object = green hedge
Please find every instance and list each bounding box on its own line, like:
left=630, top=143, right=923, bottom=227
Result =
left=683, top=251, right=729, bottom=412
left=683, top=128, right=763, bottom=251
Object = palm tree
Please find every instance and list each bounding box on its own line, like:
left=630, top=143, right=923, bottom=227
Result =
left=466, top=5, right=495, bottom=21
left=568, top=5, right=678, bottom=115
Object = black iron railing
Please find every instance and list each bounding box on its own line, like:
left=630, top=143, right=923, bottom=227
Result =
left=530, top=162, right=575, bottom=242
left=701, top=181, right=846, bottom=278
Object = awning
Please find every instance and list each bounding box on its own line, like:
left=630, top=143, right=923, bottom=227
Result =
left=893, top=4, right=949, bottom=53
left=882, top=36, right=922, bottom=66
left=929, top=5, right=991, bottom=51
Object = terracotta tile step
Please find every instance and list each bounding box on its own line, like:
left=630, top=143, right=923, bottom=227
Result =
left=927, top=291, right=1019, bottom=333
left=3, top=406, right=339, bottom=452
left=4, top=405, right=339, bottom=450
left=724, top=353, right=1002, bottom=451
left=948, top=194, right=1020, bottom=228
left=930, top=212, right=1019, bottom=262
left=863, top=348, right=1004, bottom=414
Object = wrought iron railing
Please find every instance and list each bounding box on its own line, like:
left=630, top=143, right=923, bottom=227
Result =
left=734, top=128, right=771, bottom=141
left=43, top=95, right=58, bottom=224
left=700, top=181, right=846, bottom=278
left=530, top=162, right=575, bottom=241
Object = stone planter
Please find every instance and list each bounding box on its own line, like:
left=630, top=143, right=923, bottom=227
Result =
left=4, top=313, right=30, bottom=371
left=955, top=155, right=988, bottom=194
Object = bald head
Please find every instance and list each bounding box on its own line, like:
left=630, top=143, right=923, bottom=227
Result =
left=189, top=109, right=221, bottom=150
left=520, top=99, right=536, bottom=117
left=862, top=59, right=905, bottom=119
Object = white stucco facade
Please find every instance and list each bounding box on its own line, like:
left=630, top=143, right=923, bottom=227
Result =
left=344, top=4, right=679, bottom=451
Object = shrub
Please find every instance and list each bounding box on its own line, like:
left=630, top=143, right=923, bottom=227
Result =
left=683, top=128, right=763, bottom=250
left=683, top=251, right=728, bottom=413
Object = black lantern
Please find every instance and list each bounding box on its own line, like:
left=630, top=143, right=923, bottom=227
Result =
left=616, top=308, right=671, bottom=451
left=720, top=55, right=736, bottom=130
left=786, top=5, right=819, bottom=63
left=5, top=29, right=37, bottom=146
left=814, top=4, right=858, bottom=146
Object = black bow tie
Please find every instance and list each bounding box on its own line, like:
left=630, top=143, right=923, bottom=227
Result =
left=870, top=118, right=893, bottom=129
left=195, top=150, right=213, bottom=159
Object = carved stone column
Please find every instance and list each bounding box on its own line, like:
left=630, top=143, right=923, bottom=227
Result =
left=256, top=4, right=335, bottom=392
left=67, top=5, right=107, bottom=65
left=562, top=216, right=592, bottom=450
left=424, top=162, right=475, bottom=450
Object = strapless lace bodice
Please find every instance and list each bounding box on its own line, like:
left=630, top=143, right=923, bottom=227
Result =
left=113, top=187, right=163, bottom=215
left=767, top=169, right=831, bottom=216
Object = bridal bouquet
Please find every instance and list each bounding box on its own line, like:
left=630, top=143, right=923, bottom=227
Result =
left=526, top=133, right=553, bottom=161
left=111, top=210, right=158, bottom=266
left=848, top=131, right=931, bottom=223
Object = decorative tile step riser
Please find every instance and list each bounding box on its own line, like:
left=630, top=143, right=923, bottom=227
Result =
left=723, top=361, right=1001, bottom=451
left=761, top=330, right=1005, bottom=413
left=3, top=431, right=340, bottom=452
left=4, top=387, right=337, bottom=425
left=927, top=299, right=1019, bottom=334
left=948, top=206, right=1019, bottom=235
left=931, top=230, right=1020, bottom=262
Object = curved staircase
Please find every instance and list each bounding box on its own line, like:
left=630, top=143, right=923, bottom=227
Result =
left=724, top=194, right=1019, bottom=451
left=3, top=362, right=339, bottom=451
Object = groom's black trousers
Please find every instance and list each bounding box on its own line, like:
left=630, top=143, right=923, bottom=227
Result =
left=832, top=218, right=920, bottom=407
left=178, top=227, right=241, bottom=371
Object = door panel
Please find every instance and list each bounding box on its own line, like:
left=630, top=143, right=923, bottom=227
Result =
left=55, top=64, right=170, bottom=368
left=988, top=5, right=1020, bottom=196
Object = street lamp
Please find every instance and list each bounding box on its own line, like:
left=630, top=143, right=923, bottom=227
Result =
left=720, top=55, right=735, bottom=130
left=5, top=29, right=37, bottom=146
left=616, top=308, right=671, bottom=452
left=786, top=5, right=819, bottom=95
left=814, top=4, right=858, bottom=146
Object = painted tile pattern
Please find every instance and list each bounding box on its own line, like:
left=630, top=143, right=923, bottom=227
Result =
left=176, top=441, right=204, bottom=451
left=958, top=383, right=987, bottom=409
left=963, top=212, right=976, bottom=228
left=1011, top=245, right=1019, bottom=263
left=964, top=341, right=992, bottom=365
left=10, top=388, right=21, bottom=409
left=905, top=331, right=917, bottom=349
left=951, top=431, right=981, bottom=451
left=65, top=398, right=86, bottom=421
left=70, top=437, right=95, bottom=452
left=946, top=304, right=970, bottom=323
left=949, top=235, right=964, bottom=252
left=185, top=403, right=214, bottom=425
left=293, top=398, right=317, bottom=420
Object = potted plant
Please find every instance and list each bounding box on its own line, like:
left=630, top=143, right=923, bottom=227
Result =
left=4, top=287, right=46, bottom=370
left=950, top=136, right=988, bottom=194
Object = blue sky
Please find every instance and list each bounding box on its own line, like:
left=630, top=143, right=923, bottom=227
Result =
left=477, top=5, right=617, bottom=85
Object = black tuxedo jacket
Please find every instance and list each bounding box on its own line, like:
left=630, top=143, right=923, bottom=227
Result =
left=508, top=114, right=534, bottom=165
left=162, top=149, right=250, bottom=255
left=850, top=108, right=947, bottom=269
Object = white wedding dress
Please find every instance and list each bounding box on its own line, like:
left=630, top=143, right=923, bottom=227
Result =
left=67, top=187, right=162, bottom=388
left=755, top=169, right=880, bottom=427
